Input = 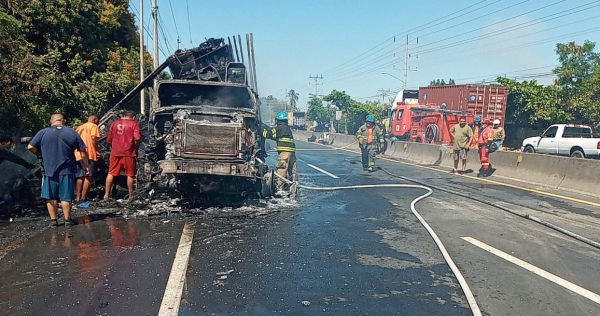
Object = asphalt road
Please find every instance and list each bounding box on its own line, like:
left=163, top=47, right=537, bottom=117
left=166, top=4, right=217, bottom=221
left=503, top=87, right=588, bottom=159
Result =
left=0, top=139, right=599, bottom=316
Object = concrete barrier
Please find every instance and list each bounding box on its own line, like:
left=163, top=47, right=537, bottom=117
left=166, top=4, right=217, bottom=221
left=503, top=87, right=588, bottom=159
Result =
left=292, top=131, right=600, bottom=197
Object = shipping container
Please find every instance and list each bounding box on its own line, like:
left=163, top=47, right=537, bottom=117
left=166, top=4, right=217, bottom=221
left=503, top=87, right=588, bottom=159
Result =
left=418, top=84, right=507, bottom=126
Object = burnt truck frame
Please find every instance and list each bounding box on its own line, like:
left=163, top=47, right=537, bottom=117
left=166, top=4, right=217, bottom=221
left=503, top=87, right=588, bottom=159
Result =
left=98, top=35, right=276, bottom=204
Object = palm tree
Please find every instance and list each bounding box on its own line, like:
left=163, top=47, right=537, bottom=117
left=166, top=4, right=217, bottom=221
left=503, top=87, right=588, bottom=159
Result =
left=287, top=89, right=299, bottom=111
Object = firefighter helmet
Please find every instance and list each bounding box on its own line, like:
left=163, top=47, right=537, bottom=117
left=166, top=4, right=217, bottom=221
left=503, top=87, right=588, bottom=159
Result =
left=493, top=119, right=500, bottom=125
left=366, top=115, right=375, bottom=123
left=276, top=112, right=288, bottom=121
left=474, top=116, right=482, bottom=122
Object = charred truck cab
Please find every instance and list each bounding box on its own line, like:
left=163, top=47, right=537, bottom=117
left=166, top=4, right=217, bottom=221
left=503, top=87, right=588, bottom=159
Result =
left=99, top=36, right=276, bottom=205
left=150, top=81, right=270, bottom=201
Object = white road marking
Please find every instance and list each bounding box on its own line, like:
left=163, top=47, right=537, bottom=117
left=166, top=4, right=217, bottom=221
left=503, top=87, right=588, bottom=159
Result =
left=306, top=163, right=339, bottom=179
left=158, top=223, right=195, bottom=316
left=462, top=237, right=600, bottom=305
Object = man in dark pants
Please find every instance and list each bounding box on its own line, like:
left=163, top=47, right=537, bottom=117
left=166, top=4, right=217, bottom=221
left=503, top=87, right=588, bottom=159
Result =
left=356, top=115, right=383, bottom=172
left=0, top=134, right=35, bottom=170
left=28, top=114, right=89, bottom=227
left=262, top=112, right=297, bottom=191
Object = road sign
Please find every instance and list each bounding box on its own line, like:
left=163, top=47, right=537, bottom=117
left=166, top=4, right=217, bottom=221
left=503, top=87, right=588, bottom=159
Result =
left=335, top=111, right=342, bottom=121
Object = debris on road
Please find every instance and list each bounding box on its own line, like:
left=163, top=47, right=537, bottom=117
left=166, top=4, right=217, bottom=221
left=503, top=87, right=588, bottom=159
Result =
left=301, top=301, right=311, bottom=306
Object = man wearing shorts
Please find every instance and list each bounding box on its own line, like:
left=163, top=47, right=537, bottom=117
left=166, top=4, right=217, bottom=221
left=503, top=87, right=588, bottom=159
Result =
left=74, top=114, right=100, bottom=204
left=104, top=111, right=140, bottom=201
left=449, top=116, right=474, bottom=174
left=28, top=114, right=89, bottom=227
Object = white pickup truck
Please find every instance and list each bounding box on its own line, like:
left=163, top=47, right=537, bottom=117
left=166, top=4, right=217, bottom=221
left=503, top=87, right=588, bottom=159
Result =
left=521, top=124, right=600, bottom=158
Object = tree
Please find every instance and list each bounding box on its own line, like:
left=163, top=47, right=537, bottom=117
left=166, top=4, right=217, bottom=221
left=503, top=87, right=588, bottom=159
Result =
left=429, top=78, right=455, bottom=86
left=496, top=77, right=566, bottom=127
left=323, top=89, right=353, bottom=111
left=306, top=94, right=329, bottom=124
left=553, top=41, right=600, bottom=125
left=287, top=89, right=299, bottom=111
left=0, top=1, right=149, bottom=133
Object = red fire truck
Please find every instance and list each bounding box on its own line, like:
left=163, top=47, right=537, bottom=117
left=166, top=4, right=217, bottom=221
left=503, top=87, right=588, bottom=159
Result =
left=385, top=85, right=507, bottom=145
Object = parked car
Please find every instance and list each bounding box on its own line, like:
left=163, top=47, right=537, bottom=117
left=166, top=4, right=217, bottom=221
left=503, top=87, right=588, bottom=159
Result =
left=521, top=124, right=600, bottom=158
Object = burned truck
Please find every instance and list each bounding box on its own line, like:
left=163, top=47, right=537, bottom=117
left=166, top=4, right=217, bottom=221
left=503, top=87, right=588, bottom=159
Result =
left=99, top=36, right=276, bottom=204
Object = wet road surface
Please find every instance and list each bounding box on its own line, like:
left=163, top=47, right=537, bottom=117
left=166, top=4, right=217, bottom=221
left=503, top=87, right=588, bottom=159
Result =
left=0, top=140, right=599, bottom=315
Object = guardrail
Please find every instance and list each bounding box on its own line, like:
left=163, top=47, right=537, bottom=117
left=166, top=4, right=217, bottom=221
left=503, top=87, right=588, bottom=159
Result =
left=293, top=131, right=600, bottom=197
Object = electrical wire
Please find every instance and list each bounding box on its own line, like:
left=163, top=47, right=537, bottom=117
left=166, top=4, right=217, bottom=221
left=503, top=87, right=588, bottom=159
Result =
left=186, top=0, right=193, bottom=45
left=324, top=1, right=598, bottom=85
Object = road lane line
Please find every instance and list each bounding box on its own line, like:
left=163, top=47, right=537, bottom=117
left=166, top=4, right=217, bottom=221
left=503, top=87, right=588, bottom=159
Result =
left=296, top=157, right=340, bottom=179
left=306, top=163, right=339, bottom=179
left=158, top=223, right=195, bottom=316
left=461, top=237, right=600, bottom=305
left=297, top=139, right=600, bottom=208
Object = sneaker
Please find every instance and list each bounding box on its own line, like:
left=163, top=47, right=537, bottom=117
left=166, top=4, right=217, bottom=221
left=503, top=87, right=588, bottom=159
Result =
left=450, top=169, right=457, bottom=174
left=48, top=219, right=59, bottom=228
left=64, top=219, right=77, bottom=227
left=367, top=167, right=374, bottom=172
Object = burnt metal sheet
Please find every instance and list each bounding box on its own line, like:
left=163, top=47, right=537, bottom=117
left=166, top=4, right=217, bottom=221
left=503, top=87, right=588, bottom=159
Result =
left=183, top=121, right=239, bottom=157
left=158, top=160, right=256, bottom=177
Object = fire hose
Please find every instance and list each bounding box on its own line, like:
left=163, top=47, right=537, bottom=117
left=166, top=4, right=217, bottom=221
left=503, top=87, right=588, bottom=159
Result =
left=262, top=136, right=600, bottom=315
left=266, top=164, right=483, bottom=316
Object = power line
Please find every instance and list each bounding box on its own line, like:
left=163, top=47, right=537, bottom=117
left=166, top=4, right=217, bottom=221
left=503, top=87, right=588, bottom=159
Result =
left=411, top=0, right=600, bottom=56
left=324, top=2, right=600, bottom=85
left=320, top=0, right=492, bottom=77
left=186, top=0, right=193, bottom=45
left=325, top=0, right=558, bottom=81
left=167, top=0, right=181, bottom=46
left=416, top=25, right=600, bottom=69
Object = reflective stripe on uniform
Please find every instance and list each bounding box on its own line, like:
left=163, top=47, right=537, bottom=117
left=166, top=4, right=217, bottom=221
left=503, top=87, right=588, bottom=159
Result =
left=279, top=137, right=294, bottom=142
left=276, top=146, right=295, bottom=152
left=262, top=130, right=268, bottom=138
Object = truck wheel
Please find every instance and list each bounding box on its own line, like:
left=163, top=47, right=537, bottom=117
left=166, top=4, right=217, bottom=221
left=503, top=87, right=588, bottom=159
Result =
left=523, top=145, right=535, bottom=153
left=570, top=150, right=585, bottom=158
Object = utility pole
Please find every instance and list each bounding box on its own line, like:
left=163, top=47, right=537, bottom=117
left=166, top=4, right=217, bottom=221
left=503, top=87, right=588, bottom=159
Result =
left=309, top=74, right=323, bottom=96
left=378, top=89, right=392, bottom=105
left=139, top=0, right=145, bottom=115
left=403, top=35, right=408, bottom=91
left=152, top=0, right=159, bottom=107
left=398, top=35, right=418, bottom=91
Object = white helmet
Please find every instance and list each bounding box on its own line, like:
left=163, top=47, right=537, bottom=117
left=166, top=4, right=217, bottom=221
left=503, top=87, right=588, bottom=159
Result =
left=493, top=119, right=500, bottom=125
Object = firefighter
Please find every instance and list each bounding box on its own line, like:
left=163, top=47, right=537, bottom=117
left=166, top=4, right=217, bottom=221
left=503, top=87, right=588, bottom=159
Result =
left=375, top=119, right=388, bottom=155
left=356, top=115, right=383, bottom=172
left=262, top=112, right=297, bottom=190
left=469, top=116, right=482, bottom=149
left=477, top=118, right=495, bottom=177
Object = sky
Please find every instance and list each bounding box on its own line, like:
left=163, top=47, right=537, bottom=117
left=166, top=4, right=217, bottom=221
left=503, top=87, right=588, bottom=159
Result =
left=130, top=0, right=600, bottom=110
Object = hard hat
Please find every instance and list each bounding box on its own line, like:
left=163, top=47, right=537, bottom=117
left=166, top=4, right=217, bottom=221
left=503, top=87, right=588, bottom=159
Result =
left=474, top=116, right=482, bottom=122
left=276, top=112, right=288, bottom=121
left=493, top=119, right=500, bottom=125
left=483, top=118, right=491, bottom=124
left=366, top=115, right=375, bottom=123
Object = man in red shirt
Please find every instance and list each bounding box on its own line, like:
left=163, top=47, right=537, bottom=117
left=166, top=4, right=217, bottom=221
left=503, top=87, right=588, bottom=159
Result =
left=104, top=111, right=141, bottom=201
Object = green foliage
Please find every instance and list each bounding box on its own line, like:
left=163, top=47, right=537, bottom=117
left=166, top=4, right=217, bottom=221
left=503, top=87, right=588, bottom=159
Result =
left=0, top=1, right=149, bottom=134
left=497, top=40, right=600, bottom=128
left=321, top=90, right=384, bottom=135
left=429, top=78, right=455, bottom=86
left=496, top=77, right=567, bottom=127
left=306, top=95, right=329, bottom=124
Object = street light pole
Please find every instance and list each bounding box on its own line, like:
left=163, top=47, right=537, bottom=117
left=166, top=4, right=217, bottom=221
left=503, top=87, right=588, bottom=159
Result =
left=381, top=72, right=405, bottom=87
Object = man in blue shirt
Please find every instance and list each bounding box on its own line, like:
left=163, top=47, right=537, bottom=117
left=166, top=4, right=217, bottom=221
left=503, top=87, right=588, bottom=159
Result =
left=28, top=114, right=89, bottom=227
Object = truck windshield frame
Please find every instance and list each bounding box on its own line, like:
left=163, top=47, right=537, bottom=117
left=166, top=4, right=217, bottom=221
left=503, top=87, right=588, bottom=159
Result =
left=158, top=82, right=255, bottom=110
